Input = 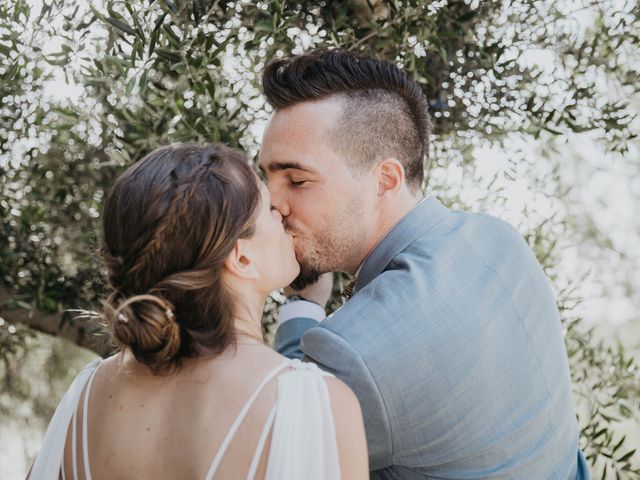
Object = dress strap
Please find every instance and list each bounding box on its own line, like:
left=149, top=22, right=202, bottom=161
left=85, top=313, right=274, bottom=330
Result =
left=203, top=360, right=291, bottom=480
left=245, top=405, right=277, bottom=480
left=81, top=366, right=99, bottom=480
left=69, top=362, right=100, bottom=480
left=27, top=358, right=100, bottom=480
left=71, top=406, right=79, bottom=480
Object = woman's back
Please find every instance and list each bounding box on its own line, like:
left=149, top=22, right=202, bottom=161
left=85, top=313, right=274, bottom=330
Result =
left=63, top=345, right=313, bottom=479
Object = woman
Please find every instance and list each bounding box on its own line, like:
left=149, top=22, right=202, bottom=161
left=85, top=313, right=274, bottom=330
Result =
left=29, top=143, right=368, bottom=479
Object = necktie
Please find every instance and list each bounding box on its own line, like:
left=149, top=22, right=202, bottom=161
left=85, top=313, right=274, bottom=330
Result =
left=341, top=279, right=356, bottom=300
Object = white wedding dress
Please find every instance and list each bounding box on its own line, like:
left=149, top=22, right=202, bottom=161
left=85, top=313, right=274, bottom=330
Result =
left=28, top=357, right=341, bottom=480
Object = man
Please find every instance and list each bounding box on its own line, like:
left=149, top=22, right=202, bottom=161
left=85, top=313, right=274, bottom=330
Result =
left=259, top=48, right=590, bottom=479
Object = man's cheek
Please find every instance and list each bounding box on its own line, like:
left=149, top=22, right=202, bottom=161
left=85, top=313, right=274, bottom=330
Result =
left=293, top=237, right=311, bottom=256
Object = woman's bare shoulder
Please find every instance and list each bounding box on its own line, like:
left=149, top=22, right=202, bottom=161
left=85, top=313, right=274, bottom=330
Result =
left=323, top=375, right=361, bottom=413
left=323, top=374, right=369, bottom=477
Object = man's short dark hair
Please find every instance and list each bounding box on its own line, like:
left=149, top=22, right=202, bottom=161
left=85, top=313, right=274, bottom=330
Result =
left=262, top=48, right=430, bottom=191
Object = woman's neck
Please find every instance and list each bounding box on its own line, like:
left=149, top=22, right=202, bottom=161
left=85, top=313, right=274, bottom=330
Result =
left=232, top=292, right=268, bottom=342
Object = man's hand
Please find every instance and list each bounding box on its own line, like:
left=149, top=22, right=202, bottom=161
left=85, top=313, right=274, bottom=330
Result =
left=284, top=273, right=334, bottom=308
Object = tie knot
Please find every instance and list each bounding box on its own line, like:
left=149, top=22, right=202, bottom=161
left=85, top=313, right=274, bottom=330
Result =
left=341, top=279, right=356, bottom=300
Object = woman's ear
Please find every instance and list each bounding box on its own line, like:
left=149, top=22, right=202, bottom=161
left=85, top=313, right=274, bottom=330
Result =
left=376, top=158, right=405, bottom=197
left=223, top=240, right=260, bottom=280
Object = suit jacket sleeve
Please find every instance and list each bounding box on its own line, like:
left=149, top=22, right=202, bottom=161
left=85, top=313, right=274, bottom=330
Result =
left=300, top=325, right=393, bottom=470
left=274, top=317, right=320, bottom=359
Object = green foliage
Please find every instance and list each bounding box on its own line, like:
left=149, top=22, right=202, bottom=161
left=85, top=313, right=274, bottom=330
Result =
left=567, top=315, right=640, bottom=475
left=528, top=218, right=640, bottom=476
left=1, top=0, right=639, bottom=476
left=0, top=328, right=97, bottom=445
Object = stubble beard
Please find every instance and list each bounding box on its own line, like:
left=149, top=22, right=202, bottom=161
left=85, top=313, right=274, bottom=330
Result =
left=290, top=261, right=323, bottom=290
left=286, top=190, right=367, bottom=290
left=288, top=233, right=335, bottom=290
left=288, top=225, right=365, bottom=290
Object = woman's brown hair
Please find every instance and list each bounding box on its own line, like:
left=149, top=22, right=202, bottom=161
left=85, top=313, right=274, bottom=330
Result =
left=101, top=143, right=260, bottom=373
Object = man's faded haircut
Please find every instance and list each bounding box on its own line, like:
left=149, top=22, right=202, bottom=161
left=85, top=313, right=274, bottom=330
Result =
left=262, top=48, right=430, bottom=191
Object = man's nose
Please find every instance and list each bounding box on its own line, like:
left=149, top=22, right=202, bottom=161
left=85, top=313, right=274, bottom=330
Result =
left=268, top=185, right=291, bottom=217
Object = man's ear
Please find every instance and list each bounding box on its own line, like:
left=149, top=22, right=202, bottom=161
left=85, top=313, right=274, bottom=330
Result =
left=376, top=158, right=405, bottom=197
left=223, top=240, right=260, bottom=280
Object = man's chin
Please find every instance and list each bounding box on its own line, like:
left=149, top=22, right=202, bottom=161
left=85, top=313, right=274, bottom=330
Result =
left=290, top=267, right=322, bottom=290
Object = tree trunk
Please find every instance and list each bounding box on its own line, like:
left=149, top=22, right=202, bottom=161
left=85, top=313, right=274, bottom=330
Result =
left=0, top=283, right=113, bottom=357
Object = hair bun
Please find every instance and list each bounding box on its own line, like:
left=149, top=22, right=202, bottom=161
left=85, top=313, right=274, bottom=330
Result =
left=108, top=294, right=181, bottom=372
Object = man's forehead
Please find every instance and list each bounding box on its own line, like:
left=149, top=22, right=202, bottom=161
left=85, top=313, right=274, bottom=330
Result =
left=259, top=98, right=345, bottom=172
left=273, top=96, right=343, bottom=121
left=264, top=98, right=343, bottom=142
left=259, top=156, right=317, bottom=174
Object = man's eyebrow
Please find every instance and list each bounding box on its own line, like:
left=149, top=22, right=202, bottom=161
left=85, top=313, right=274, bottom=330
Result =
left=264, top=161, right=314, bottom=173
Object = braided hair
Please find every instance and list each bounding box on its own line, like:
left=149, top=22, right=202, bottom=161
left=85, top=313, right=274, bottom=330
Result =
left=101, top=143, right=260, bottom=373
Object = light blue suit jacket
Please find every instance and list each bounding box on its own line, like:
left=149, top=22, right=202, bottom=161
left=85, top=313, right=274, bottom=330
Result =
left=275, top=197, right=590, bottom=479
